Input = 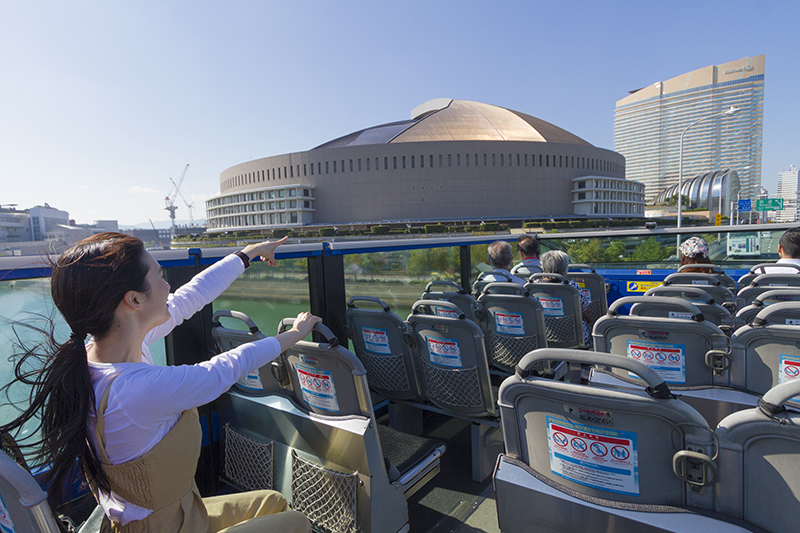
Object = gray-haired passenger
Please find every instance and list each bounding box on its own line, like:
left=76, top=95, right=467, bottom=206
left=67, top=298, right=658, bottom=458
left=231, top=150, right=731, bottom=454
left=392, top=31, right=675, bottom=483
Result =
left=533, top=250, right=592, bottom=345
left=481, top=241, right=525, bottom=285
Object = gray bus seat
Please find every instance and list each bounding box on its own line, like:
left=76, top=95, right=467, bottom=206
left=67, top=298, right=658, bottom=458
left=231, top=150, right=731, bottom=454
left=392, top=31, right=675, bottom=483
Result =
left=567, top=264, right=608, bottom=322
left=737, top=261, right=800, bottom=287
left=494, top=349, right=741, bottom=532
left=510, top=262, right=542, bottom=278
left=593, top=297, right=732, bottom=389
left=406, top=300, right=496, bottom=419
left=343, top=296, right=424, bottom=401
left=218, top=319, right=446, bottom=533
left=420, top=280, right=484, bottom=326
left=639, top=286, right=735, bottom=336
left=472, top=270, right=519, bottom=297
left=734, top=288, right=800, bottom=331
left=735, top=272, right=800, bottom=309
left=677, top=264, right=737, bottom=291
left=663, top=272, right=736, bottom=312
left=715, top=379, right=800, bottom=533
left=525, top=274, right=587, bottom=349
left=212, top=310, right=283, bottom=395
left=477, top=282, right=551, bottom=374
left=730, top=302, right=800, bottom=398
left=0, top=450, right=62, bottom=532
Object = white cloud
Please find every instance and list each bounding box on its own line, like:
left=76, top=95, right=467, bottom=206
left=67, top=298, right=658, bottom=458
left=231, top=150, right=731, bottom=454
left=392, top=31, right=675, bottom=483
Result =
left=127, top=186, right=162, bottom=195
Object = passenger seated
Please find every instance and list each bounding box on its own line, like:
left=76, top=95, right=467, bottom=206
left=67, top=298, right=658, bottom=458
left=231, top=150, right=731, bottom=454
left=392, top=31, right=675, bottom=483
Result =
left=514, top=234, right=541, bottom=272
left=531, top=250, right=591, bottom=345
left=768, top=227, right=800, bottom=273
left=480, top=241, right=526, bottom=286
left=679, top=236, right=715, bottom=273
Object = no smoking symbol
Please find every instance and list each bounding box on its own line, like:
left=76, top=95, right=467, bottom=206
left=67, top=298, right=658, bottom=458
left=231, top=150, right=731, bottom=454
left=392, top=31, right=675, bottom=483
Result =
left=553, top=433, right=568, bottom=447
left=669, top=353, right=681, bottom=363
left=571, top=438, right=587, bottom=453
left=785, top=366, right=800, bottom=378
left=611, top=446, right=630, bottom=461
left=590, top=442, right=608, bottom=457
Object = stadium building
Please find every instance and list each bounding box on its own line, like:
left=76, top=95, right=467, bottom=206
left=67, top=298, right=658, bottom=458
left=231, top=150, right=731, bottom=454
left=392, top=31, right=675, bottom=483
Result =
left=206, top=99, right=644, bottom=233
left=614, top=55, right=764, bottom=211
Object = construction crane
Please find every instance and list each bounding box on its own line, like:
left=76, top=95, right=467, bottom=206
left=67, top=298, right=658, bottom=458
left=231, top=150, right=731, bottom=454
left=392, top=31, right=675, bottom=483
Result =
left=170, top=176, right=195, bottom=224
left=164, top=164, right=189, bottom=240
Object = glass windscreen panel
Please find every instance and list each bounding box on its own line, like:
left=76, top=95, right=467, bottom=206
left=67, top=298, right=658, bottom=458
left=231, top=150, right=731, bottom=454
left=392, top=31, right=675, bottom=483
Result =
left=344, top=246, right=461, bottom=319
left=212, top=257, right=311, bottom=334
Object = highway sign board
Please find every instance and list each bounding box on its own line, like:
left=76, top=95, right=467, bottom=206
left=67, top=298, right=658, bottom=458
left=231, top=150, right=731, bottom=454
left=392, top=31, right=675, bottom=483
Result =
left=756, top=198, right=784, bottom=211
left=738, top=199, right=752, bottom=212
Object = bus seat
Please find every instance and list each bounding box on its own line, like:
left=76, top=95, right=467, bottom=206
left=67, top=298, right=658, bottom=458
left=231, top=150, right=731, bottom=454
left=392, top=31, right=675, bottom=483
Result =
left=735, top=272, right=800, bottom=309
left=677, top=264, right=737, bottom=291
left=736, top=261, right=800, bottom=288
left=477, top=282, right=552, bottom=374
left=715, top=379, right=800, bottom=533
left=406, top=300, right=496, bottom=419
left=567, top=264, right=608, bottom=323
left=494, top=349, right=739, bottom=532
left=218, top=320, right=445, bottom=533
left=510, top=262, right=542, bottom=278
left=0, top=450, right=62, bottom=532
left=639, top=286, right=734, bottom=336
left=472, top=270, right=519, bottom=297
left=212, top=310, right=283, bottom=395
left=525, top=274, right=586, bottom=349
left=420, top=280, right=484, bottom=326
left=663, top=272, right=735, bottom=312
left=734, top=288, right=800, bottom=331
left=730, top=302, right=800, bottom=398
left=343, top=296, right=424, bottom=401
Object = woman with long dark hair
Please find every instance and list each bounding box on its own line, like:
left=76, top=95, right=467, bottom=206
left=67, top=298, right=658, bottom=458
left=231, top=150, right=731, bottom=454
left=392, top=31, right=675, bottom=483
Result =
left=1, top=232, right=316, bottom=532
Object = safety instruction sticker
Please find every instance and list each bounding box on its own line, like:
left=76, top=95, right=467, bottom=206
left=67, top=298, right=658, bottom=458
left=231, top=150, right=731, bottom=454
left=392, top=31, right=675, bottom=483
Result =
left=426, top=336, right=462, bottom=368
left=296, top=364, right=339, bottom=412
left=495, top=311, right=524, bottom=335
left=626, top=340, right=686, bottom=384
left=0, top=493, right=15, bottom=533
left=435, top=306, right=461, bottom=319
left=691, top=280, right=709, bottom=285
left=540, top=297, right=564, bottom=316
left=237, top=371, right=264, bottom=392
left=546, top=416, right=639, bottom=496
left=626, top=281, right=662, bottom=293
left=361, top=326, right=391, bottom=354
left=786, top=319, right=800, bottom=326
left=668, top=311, right=693, bottom=320
left=778, top=354, right=800, bottom=407
left=574, top=281, right=592, bottom=301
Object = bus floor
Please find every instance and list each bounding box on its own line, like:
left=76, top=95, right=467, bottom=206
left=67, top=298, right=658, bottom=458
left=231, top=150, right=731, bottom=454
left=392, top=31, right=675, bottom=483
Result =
left=380, top=410, right=500, bottom=533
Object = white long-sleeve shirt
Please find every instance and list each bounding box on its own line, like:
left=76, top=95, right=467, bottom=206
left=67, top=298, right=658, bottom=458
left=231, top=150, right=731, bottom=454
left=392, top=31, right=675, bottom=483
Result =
left=87, top=254, right=281, bottom=524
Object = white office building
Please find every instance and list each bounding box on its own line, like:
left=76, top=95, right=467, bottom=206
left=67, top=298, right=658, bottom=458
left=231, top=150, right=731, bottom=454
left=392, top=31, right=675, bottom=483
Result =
left=776, top=164, right=800, bottom=223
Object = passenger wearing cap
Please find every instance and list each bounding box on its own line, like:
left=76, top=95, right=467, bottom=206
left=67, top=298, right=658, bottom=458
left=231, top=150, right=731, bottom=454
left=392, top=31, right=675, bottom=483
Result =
left=679, top=237, right=715, bottom=273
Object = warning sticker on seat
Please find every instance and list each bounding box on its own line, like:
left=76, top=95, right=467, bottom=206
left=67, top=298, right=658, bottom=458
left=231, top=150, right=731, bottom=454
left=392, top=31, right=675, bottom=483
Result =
left=668, top=311, right=693, bottom=320
left=540, top=297, right=564, bottom=316
left=296, top=364, right=339, bottom=412
left=786, top=319, right=800, bottom=326
left=0, top=493, right=15, bottom=533
left=626, top=340, right=686, bottom=384
left=546, top=416, right=639, bottom=496
left=779, top=354, right=800, bottom=406
left=575, top=281, right=592, bottom=300
left=435, top=306, right=460, bottom=319
left=237, top=371, right=264, bottom=391
left=426, top=336, right=462, bottom=367
left=362, top=326, right=391, bottom=354
left=626, top=281, right=662, bottom=293
left=495, top=311, right=524, bottom=335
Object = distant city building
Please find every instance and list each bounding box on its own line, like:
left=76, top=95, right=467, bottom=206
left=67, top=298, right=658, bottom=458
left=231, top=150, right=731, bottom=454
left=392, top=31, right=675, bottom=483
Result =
left=614, top=55, right=765, bottom=213
left=0, top=207, right=32, bottom=242
left=29, top=204, right=70, bottom=241
left=776, top=164, right=800, bottom=223
left=206, top=99, right=643, bottom=233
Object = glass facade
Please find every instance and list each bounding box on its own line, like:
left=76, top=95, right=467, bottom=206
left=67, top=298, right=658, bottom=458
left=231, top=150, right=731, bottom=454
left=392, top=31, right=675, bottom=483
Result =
left=614, top=56, right=764, bottom=205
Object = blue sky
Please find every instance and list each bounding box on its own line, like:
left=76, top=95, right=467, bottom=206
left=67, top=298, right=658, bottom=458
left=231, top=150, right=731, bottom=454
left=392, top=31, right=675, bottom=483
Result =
left=1, top=1, right=797, bottom=226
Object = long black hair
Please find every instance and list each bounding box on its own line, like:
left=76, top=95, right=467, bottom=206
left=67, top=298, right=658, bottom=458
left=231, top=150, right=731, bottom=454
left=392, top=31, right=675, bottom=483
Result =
left=0, top=232, right=150, bottom=501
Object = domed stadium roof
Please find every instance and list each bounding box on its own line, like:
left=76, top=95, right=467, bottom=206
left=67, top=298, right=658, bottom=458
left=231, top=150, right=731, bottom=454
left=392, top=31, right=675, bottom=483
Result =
left=313, top=99, right=592, bottom=150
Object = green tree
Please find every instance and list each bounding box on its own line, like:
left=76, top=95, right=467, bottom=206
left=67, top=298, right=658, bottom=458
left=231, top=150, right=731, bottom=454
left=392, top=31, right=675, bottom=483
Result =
left=630, top=237, right=671, bottom=262
left=567, top=239, right=605, bottom=264
left=604, top=241, right=627, bottom=262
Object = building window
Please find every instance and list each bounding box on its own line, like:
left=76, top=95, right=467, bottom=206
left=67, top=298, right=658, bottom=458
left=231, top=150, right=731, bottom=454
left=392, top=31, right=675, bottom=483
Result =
left=303, top=164, right=307, bottom=176
left=500, top=154, right=503, bottom=166
left=326, top=162, right=329, bottom=173
left=289, top=200, right=297, bottom=208
left=289, top=189, right=296, bottom=197
left=385, top=157, right=388, bottom=170
left=430, top=155, right=433, bottom=167
left=318, top=162, right=321, bottom=174
left=334, top=160, right=337, bottom=173
left=394, top=156, right=397, bottom=169
left=303, top=189, right=310, bottom=196
left=448, top=154, right=452, bottom=167
left=439, top=154, right=443, bottom=167
left=483, top=154, right=487, bottom=166
left=278, top=190, right=285, bottom=198
left=350, top=159, right=353, bottom=172
left=358, top=159, right=362, bottom=171
left=411, top=156, right=415, bottom=168
left=402, top=156, right=406, bottom=169
left=304, top=200, right=310, bottom=208
left=420, top=155, right=424, bottom=168
left=465, top=154, right=468, bottom=167
left=367, top=158, right=370, bottom=171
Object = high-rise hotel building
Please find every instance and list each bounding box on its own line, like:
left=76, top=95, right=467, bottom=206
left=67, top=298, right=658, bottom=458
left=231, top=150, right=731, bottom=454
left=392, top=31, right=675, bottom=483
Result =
left=614, top=56, right=764, bottom=208
left=777, top=164, right=800, bottom=223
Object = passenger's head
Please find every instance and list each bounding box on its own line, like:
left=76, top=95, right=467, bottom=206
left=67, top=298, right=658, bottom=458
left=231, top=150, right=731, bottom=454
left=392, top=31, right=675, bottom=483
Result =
left=779, top=228, right=800, bottom=259
left=517, top=234, right=540, bottom=259
left=540, top=250, right=570, bottom=276
left=51, top=232, right=151, bottom=339
left=679, top=237, right=712, bottom=266
left=488, top=241, right=514, bottom=270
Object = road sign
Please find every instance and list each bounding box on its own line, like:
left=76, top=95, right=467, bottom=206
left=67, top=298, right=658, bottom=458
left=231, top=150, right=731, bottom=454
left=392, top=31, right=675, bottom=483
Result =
left=756, top=198, right=784, bottom=211
left=715, top=213, right=721, bottom=226
left=738, top=199, right=752, bottom=212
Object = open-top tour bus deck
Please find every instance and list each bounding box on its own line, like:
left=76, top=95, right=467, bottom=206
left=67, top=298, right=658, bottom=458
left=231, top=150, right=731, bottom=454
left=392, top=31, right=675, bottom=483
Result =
left=2, top=223, right=799, bottom=532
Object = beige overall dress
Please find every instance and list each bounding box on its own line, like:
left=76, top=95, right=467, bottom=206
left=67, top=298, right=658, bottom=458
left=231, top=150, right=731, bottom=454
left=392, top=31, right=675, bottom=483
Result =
left=92, top=380, right=310, bottom=533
